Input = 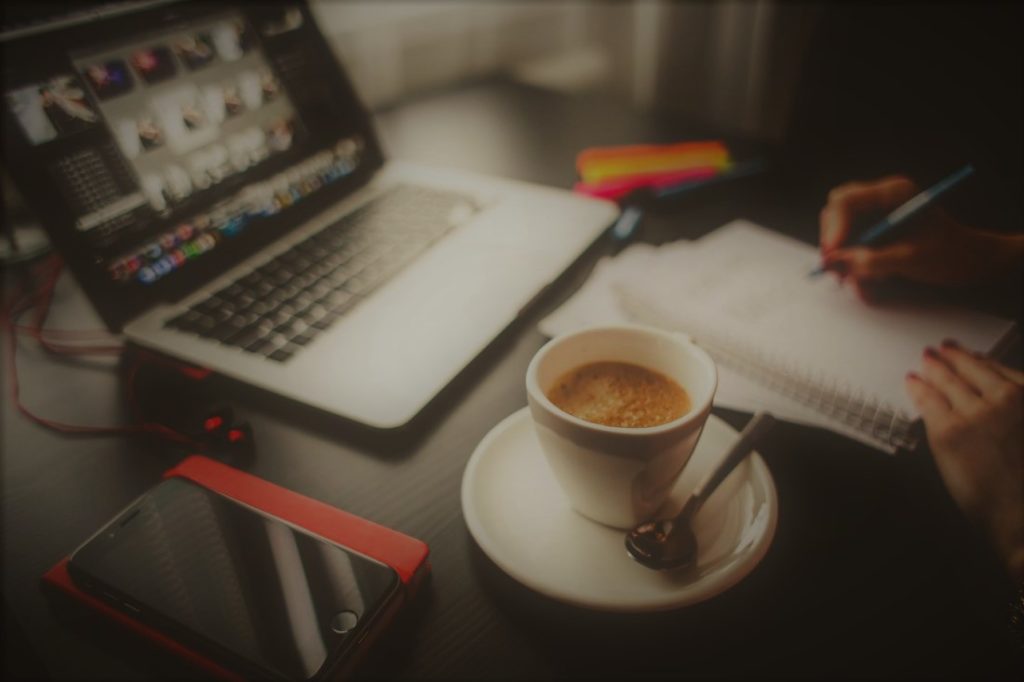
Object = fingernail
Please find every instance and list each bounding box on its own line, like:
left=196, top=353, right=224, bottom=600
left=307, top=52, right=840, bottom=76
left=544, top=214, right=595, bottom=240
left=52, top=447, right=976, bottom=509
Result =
left=940, top=338, right=959, bottom=349
left=923, top=347, right=938, bottom=359
left=906, top=371, right=919, bottom=381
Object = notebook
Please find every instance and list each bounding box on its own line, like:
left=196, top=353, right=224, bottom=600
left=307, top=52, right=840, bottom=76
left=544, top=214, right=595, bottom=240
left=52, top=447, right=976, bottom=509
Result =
left=541, top=221, right=1017, bottom=453
left=0, top=1, right=617, bottom=429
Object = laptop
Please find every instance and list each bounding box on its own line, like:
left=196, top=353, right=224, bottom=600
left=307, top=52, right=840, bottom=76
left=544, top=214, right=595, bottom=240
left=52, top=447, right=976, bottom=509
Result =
left=1, top=1, right=616, bottom=429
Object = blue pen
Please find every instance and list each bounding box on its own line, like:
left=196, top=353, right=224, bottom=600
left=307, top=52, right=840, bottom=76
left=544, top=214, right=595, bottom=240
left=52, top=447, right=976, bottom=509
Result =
left=653, top=159, right=766, bottom=200
left=809, top=164, right=975, bottom=277
left=609, top=159, right=768, bottom=243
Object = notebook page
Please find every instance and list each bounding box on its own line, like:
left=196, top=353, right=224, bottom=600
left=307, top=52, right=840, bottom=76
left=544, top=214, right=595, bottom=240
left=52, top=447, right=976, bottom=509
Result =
left=621, top=220, right=1016, bottom=417
left=537, top=242, right=665, bottom=338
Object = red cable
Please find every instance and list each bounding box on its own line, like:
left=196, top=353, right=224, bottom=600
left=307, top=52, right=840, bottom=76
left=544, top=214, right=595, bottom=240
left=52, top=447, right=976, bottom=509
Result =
left=2, top=257, right=201, bottom=448
left=22, top=258, right=122, bottom=355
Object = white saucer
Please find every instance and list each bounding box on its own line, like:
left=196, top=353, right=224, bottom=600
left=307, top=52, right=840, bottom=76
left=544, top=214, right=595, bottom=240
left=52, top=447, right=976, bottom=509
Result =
left=461, top=409, right=778, bottom=612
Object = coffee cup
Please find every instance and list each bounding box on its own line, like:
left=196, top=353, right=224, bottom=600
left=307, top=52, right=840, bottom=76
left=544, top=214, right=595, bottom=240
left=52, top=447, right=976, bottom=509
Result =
left=526, top=324, right=717, bottom=528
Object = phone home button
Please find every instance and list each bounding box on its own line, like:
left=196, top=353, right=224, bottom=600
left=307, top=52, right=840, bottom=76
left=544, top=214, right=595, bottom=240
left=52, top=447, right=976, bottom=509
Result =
left=330, top=610, right=359, bottom=634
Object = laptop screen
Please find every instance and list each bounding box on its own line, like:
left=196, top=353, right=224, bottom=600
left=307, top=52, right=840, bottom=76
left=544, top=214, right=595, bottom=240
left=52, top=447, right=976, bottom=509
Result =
left=2, top=1, right=383, bottom=329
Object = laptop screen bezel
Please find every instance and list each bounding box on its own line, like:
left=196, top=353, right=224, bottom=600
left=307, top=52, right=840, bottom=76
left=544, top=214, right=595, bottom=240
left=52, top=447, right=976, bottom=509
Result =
left=1, top=0, right=385, bottom=331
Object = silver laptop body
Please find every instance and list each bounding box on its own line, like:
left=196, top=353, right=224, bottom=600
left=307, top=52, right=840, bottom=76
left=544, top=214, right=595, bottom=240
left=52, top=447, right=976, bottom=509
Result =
left=1, top=1, right=616, bottom=429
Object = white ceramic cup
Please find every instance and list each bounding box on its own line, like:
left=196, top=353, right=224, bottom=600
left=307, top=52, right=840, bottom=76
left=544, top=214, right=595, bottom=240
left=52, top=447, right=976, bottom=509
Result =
left=526, top=324, right=717, bottom=529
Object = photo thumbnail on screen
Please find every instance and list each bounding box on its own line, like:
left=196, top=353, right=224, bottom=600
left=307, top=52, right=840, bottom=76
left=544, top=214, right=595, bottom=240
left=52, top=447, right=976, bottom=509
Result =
left=113, top=113, right=165, bottom=159
left=84, top=60, right=134, bottom=100
left=6, top=75, right=99, bottom=145
left=211, top=20, right=253, bottom=61
left=130, top=47, right=176, bottom=84
left=174, top=33, right=215, bottom=71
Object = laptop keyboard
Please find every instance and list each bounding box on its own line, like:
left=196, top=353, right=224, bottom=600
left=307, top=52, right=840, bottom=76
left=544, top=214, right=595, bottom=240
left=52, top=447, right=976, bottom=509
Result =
left=164, top=184, right=477, bottom=362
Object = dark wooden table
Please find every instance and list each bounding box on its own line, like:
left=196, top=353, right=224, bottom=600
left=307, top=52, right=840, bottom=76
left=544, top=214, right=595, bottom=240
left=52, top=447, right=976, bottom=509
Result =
left=2, top=79, right=1021, bottom=680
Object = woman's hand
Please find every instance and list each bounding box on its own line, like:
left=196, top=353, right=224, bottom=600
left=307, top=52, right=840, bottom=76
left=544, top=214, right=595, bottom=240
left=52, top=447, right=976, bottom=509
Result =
left=819, top=176, right=1024, bottom=302
left=906, top=341, right=1024, bottom=581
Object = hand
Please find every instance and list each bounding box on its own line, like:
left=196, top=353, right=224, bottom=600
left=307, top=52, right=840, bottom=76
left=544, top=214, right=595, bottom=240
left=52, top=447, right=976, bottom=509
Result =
left=905, top=341, right=1024, bottom=581
left=818, top=176, right=1023, bottom=302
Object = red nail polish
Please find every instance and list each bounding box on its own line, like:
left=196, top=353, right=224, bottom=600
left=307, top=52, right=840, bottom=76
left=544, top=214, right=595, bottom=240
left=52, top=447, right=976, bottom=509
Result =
left=924, top=347, right=938, bottom=359
left=906, top=371, right=919, bottom=381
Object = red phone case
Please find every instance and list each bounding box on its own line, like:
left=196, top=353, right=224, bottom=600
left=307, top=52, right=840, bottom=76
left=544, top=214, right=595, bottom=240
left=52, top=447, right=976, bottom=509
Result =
left=42, top=455, right=431, bottom=680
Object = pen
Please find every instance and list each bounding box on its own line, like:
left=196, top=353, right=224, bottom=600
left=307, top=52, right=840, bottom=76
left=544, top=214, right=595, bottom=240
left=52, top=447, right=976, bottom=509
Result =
left=809, top=163, right=975, bottom=277
left=609, top=160, right=768, bottom=243
left=652, top=159, right=765, bottom=199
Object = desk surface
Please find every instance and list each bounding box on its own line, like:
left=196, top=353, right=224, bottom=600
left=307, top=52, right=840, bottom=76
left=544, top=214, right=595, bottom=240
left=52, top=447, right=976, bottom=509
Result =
left=3, top=79, right=1021, bottom=679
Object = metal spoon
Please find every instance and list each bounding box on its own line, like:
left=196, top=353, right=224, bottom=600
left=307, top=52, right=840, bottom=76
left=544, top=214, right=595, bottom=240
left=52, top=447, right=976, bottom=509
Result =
left=625, top=412, right=775, bottom=571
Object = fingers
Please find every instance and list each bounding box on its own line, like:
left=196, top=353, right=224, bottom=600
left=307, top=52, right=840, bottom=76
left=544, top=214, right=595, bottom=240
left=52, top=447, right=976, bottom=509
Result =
left=992, top=363, right=1024, bottom=386
left=937, top=337, right=1024, bottom=382
left=906, top=371, right=953, bottom=421
left=908, top=343, right=1023, bottom=425
left=935, top=342, right=1018, bottom=398
left=819, top=176, right=918, bottom=253
left=920, top=347, right=986, bottom=413
left=823, top=242, right=918, bottom=280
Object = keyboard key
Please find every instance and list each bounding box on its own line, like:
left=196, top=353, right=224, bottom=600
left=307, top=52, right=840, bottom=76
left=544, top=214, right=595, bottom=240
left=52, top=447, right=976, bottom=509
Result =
left=281, top=251, right=312, bottom=270
left=267, top=307, right=296, bottom=327
left=233, top=294, right=255, bottom=310
left=201, top=321, right=246, bottom=343
left=270, top=269, right=293, bottom=285
left=262, top=333, right=290, bottom=351
left=323, top=269, right=352, bottom=288
left=309, top=261, right=334, bottom=279
left=269, top=345, right=300, bottom=362
left=300, top=303, right=328, bottom=320
left=290, top=331, right=318, bottom=346
left=344, top=276, right=373, bottom=295
left=291, top=272, right=316, bottom=289
left=238, top=272, right=262, bottom=289
left=311, top=311, right=342, bottom=330
left=306, top=281, right=333, bottom=300
left=166, top=310, right=215, bottom=333
left=212, top=306, right=237, bottom=322
left=252, top=281, right=277, bottom=298
left=256, top=260, right=283, bottom=276
left=274, top=283, right=301, bottom=300
left=322, top=289, right=353, bottom=308
left=327, top=297, right=358, bottom=316
left=246, top=299, right=274, bottom=316
left=192, top=296, right=225, bottom=315
left=290, top=291, right=313, bottom=309
left=245, top=338, right=276, bottom=355
left=219, top=283, right=245, bottom=300
left=230, top=325, right=273, bottom=350
left=286, top=318, right=310, bottom=336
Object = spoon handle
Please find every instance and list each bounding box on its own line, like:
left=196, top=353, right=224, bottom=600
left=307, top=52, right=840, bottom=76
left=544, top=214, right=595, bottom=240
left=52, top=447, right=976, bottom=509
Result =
left=691, top=412, right=775, bottom=510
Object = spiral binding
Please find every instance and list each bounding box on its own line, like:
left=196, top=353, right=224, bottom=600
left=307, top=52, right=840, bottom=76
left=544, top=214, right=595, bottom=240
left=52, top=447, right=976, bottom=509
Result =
left=619, top=291, right=921, bottom=451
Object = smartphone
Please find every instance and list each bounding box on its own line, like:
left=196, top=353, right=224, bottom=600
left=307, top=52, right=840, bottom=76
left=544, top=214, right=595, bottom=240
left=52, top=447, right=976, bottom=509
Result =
left=68, top=477, right=402, bottom=680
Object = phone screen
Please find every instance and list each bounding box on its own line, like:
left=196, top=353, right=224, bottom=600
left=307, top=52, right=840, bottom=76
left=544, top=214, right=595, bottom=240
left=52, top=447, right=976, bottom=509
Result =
left=69, top=478, right=400, bottom=679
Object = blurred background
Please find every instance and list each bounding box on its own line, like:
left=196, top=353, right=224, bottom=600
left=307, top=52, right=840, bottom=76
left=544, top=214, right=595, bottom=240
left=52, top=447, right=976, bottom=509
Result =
left=2, top=1, right=1019, bottom=220
left=308, top=0, right=816, bottom=142
left=3, top=0, right=817, bottom=143
left=4, top=1, right=1019, bottom=156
